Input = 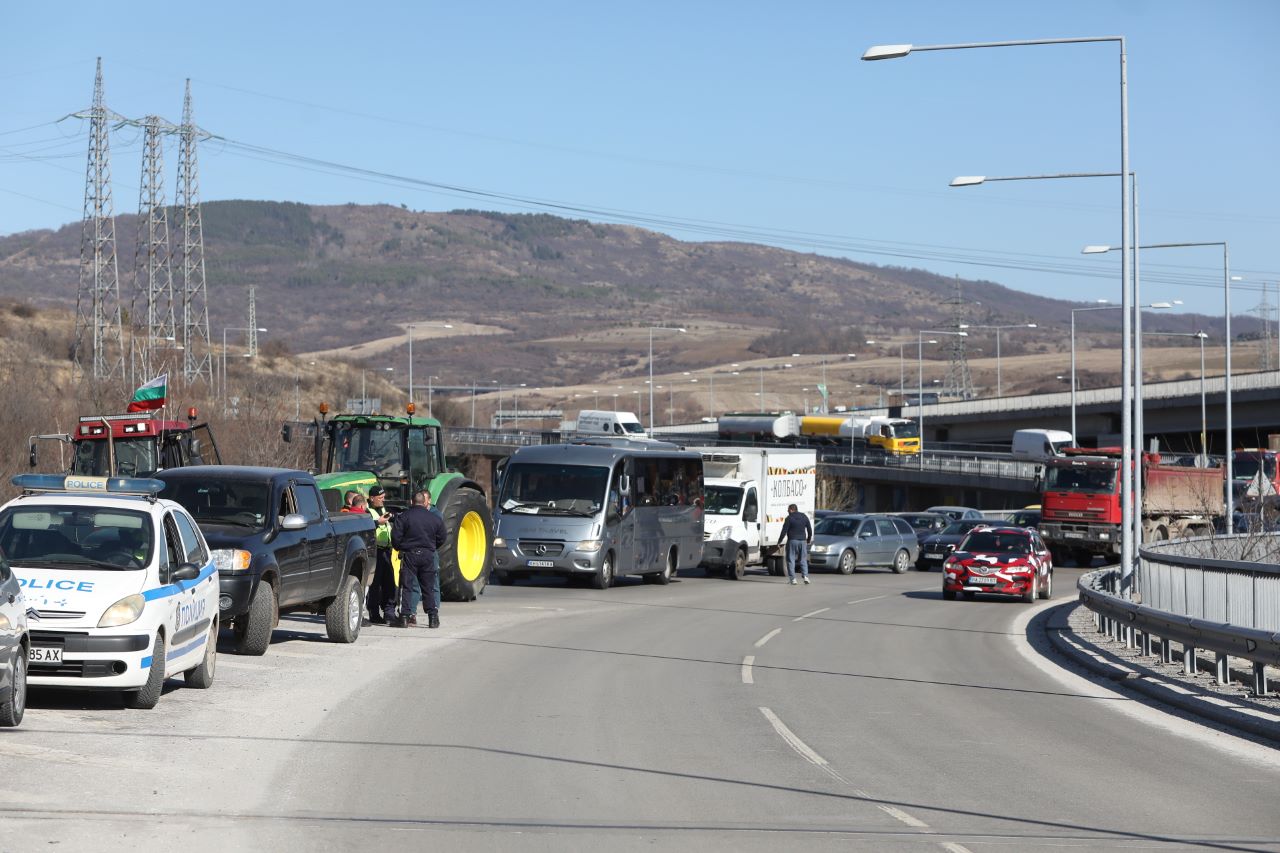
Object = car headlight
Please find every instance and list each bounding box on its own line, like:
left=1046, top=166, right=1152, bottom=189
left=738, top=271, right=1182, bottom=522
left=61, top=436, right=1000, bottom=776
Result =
left=809, top=544, right=829, bottom=554
left=492, top=537, right=507, bottom=549
left=210, top=549, right=252, bottom=573
left=98, top=593, right=145, bottom=628
left=707, top=525, right=734, bottom=541
left=576, top=539, right=603, bottom=553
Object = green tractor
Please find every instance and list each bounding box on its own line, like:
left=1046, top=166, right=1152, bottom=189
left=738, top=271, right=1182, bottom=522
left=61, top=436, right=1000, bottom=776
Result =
left=285, top=404, right=493, bottom=601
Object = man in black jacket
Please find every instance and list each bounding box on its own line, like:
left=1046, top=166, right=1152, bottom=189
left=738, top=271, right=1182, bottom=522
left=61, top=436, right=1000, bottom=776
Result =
left=777, top=503, right=813, bottom=585
left=389, top=489, right=448, bottom=629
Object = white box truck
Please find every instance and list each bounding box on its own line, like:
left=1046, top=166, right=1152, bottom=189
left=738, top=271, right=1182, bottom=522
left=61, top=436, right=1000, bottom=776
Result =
left=690, top=446, right=817, bottom=580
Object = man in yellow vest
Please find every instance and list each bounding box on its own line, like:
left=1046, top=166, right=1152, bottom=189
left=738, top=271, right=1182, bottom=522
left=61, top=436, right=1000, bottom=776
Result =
left=365, top=486, right=397, bottom=623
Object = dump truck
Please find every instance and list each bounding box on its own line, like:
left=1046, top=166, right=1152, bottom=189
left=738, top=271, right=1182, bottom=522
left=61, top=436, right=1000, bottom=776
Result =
left=28, top=409, right=220, bottom=478
left=285, top=403, right=493, bottom=601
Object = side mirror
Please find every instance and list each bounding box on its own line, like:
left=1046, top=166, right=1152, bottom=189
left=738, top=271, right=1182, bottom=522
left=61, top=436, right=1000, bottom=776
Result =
left=281, top=423, right=294, bottom=443
left=173, top=563, right=201, bottom=582
left=859, top=530, right=873, bottom=538
left=280, top=513, right=308, bottom=531
left=28, top=444, right=36, bottom=468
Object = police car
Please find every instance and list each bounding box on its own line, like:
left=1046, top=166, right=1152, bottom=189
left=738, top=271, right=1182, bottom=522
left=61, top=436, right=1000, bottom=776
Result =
left=0, top=475, right=220, bottom=709
left=0, top=547, right=28, bottom=726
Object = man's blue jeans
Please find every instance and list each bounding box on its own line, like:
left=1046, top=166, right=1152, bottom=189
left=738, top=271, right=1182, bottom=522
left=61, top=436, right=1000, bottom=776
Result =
left=786, top=540, right=809, bottom=580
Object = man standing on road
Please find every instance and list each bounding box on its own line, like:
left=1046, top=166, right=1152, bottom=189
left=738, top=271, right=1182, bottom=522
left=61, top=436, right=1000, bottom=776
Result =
left=404, top=501, right=445, bottom=627
left=390, top=489, right=447, bottom=629
left=778, top=503, right=812, bottom=585
left=366, top=486, right=396, bottom=623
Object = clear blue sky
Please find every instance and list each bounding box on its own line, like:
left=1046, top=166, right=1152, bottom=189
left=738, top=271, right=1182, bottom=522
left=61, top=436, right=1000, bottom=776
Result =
left=2, top=1, right=1277, bottom=318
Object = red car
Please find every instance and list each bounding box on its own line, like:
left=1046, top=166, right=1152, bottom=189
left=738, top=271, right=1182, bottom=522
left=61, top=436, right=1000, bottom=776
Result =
left=941, top=526, right=1053, bottom=602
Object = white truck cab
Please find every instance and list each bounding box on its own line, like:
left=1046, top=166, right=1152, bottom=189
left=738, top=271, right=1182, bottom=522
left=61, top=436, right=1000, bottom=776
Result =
left=1, top=475, right=220, bottom=709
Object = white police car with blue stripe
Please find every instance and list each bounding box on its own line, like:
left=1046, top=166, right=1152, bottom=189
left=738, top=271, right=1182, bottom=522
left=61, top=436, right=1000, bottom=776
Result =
left=1, top=475, right=220, bottom=709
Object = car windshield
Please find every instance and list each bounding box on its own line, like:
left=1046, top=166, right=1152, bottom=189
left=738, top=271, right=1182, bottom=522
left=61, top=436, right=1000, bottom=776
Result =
left=941, top=521, right=984, bottom=537
left=960, top=531, right=1031, bottom=554
left=704, top=485, right=743, bottom=515
left=901, top=515, right=941, bottom=530
left=815, top=516, right=861, bottom=536
left=0, top=505, right=154, bottom=569
left=499, top=463, right=609, bottom=516
left=1045, top=465, right=1117, bottom=494
left=159, top=479, right=272, bottom=530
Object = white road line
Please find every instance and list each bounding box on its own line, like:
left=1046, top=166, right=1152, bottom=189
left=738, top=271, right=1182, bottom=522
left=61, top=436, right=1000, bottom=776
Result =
left=759, top=707, right=828, bottom=767
left=939, top=843, right=975, bottom=853
left=793, top=607, right=830, bottom=622
left=846, top=594, right=888, bottom=606
left=754, top=628, right=782, bottom=648
left=741, top=655, right=755, bottom=684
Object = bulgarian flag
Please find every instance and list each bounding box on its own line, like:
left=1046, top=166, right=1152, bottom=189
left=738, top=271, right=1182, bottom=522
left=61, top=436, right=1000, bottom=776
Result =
left=126, top=374, right=168, bottom=412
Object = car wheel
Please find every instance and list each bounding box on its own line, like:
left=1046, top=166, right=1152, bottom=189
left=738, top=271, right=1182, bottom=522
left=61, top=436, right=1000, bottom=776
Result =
left=0, top=647, right=26, bottom=727
left=837, top=549, right=855, bottom=575
left=892, top=549, right=910, bottom=574
left=1021, top=576, right=1036, bottom=603
left=942, top=588, right=957, bottom=601
left=1039, top=569, right=1053, bottom=600
left=123, top=634, right=166, bottom=710
left=184, top=620, right=218, bottom=689
left=962, top=590, right=976, bottom=601
left=325, top=574, right=363, bottom=644
left=730, top=548, right=747, bottom=581
left=233, top=580, right=276, bottom=656
left=591, top=553, right=613, bottom=590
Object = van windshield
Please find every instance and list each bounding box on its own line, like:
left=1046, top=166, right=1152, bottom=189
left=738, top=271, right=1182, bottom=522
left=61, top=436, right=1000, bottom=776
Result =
left=622, top=421, right=645, bottom=435
left=499, top=463, right=609, bottom=516
left=704, top=485, right=743, bottom=515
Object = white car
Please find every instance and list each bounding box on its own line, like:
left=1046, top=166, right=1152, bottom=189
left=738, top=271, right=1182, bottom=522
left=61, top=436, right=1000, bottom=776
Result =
left=2, top=475, right=220, bottom=709
left=0, top=551, right=28, bottom=726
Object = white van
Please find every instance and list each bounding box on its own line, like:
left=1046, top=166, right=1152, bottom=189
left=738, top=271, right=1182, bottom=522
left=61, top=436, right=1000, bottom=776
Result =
left=575, top=410, right=649, bottom=439
left=1011, top=429, right=1074, bottom=462
left=2, top=474, right=220, bottom=709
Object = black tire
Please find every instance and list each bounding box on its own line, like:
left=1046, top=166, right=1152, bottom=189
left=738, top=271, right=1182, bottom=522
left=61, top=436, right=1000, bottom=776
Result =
left=653, top=550, right=676, bottom=586
left=767, top=555, right=784, bottom=576
left=1038, top=569, right=1053, bottom=600
left=892, top=549, right=910, bottom=574
left=1021, top=576, right=1036, bottom=603
left=234, top=581, right=276, bottom=656
left=184, top=620, right=218, bottom=689
left=437, top=485, right=493, bottom=603
left=591, top=553, right=614, bottom=590
left=837, top=549, right=855, bottom=576
left=0, top=646, right=26, bottom=727
left=962, top=590, right=976, bottom=600
left=123, top=634, right=166, bottom=710
left=325, top=574, right=364, bottom=644
left=730, top=548, right=747, bottom=581
left=942, top=588, right=957, bottom=601
left=495, top=571, right=515, bottom=586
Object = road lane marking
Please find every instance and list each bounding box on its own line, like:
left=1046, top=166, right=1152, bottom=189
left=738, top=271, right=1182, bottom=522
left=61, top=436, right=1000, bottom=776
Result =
left=846, top=594, right=887, bottom=606
left=741, top=655, right=754, bottom=684
left=759, top=707, right=828, bottom=767
left=754, top=628, right=782, bottom=648
left=793, top=607, right=830, bottom=622
left=940, top=843, right=974, bottom=853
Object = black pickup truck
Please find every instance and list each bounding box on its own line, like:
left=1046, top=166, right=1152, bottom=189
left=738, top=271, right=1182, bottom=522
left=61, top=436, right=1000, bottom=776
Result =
left=156, top=466, right=374, bottom=655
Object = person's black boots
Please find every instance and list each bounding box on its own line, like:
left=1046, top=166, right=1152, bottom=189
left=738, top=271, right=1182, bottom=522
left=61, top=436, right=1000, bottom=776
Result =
left=388, top=615, right=407, bottom=629
left=428, top=612, right=440, bottom=629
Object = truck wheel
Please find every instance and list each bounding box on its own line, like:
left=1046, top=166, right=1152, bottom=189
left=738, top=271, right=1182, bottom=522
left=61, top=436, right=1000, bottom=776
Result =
left=892, top=549, right=910, bottom=574
left=234, top=581, right=276, bottom=656
left=767, top=555, right=783, bottom=576
left=438, top=486, right=493, bottom=602
left=837, top=549, right=855, bottom=575
left=1073, top=549, right=1094, bottom=568
left=0, top=647, right=26, bottom=727
left=123, top=634, right=166, bottom=710
left=183, top=621, right=218, bottom=689
left=591, top=553, right=614, bottom=590
left=325, top=574, right=363, bottom=644
left=730, top=548, right=747, bottom=580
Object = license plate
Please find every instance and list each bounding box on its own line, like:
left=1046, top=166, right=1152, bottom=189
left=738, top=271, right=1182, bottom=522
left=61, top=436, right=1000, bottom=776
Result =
left=926, top=552, right=943, bottom=559
left=1063, top=532, right=1084, bottom=539
left=526, top=560, right=555, bottom=568
left=29, top=646, right=62, bottom=664
left=968, top=577, right=998, bottom=585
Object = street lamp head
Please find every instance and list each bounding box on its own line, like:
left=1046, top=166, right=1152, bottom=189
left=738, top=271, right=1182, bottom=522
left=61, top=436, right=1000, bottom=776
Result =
left=1081, top=245, right=1113, bottom=254
left=1026, top=323, right=1038, bottom=328
left=862, top=43, right=913, bottom=60
left=1194, top=331, right=1209, bottom=339
left=949, top=176, right=986, bottom=187
left=1149, top=302, right=1173, bottom=309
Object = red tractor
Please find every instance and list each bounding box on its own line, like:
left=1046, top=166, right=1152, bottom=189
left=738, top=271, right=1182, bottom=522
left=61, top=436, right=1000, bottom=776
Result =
left=29, top=409, right=221, bottom=477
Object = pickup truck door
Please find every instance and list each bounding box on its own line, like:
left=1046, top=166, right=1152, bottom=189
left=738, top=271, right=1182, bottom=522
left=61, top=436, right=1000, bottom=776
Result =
left=291, top=481, right=338, bottom=600
left=274, top=484, right=310, bottom=608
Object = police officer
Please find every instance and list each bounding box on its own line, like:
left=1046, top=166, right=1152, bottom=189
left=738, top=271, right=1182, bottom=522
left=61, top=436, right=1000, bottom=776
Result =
left=365, top=486, right=396, bottom=623
left=390, top=489, right=447, bottom=629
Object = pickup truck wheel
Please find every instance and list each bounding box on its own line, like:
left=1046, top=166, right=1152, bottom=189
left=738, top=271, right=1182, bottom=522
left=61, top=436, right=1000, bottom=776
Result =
left=234, top=581, right=276, bottom=656
left=325, top=574, right=363, bottom=644
left=438, top=486, right=493, bottom=603
left=0, top=647, right=26, bottom=727
left=123, top=634, right=166, bottom=710
left=837, top=549, right=855, bottom=575
left=730, top=548, right=747, bottom=580
left=184, top=620, right=218, bottom=688
left=892, top=549, right=910, bottom=574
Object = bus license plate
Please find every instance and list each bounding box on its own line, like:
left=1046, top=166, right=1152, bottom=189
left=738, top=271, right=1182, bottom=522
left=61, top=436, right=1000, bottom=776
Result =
left=526, top=560, right=555, bottom=568
left=969, top=577, right=997, bottom=585
left=29, top=646, right=62, bottom=665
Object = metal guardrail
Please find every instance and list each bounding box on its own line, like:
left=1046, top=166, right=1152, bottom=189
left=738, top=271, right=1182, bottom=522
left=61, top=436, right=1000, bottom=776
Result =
left=1077, top=532, right=1280, bottom=694
left=444, top=427, right=546, bottom=448
left=818, top=448, right=1041, bottom=481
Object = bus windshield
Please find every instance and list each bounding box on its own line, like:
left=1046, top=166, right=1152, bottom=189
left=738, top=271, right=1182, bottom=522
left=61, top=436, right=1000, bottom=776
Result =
left=1045, top=465, right=1117, bottom=494
left=499, top=463, right=609, bottom=516
left=73, top=437, right=158, bottom=478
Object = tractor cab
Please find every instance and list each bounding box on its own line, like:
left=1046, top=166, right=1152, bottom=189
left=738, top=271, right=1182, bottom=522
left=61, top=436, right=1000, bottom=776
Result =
left=29, top=410, right=220, bottom=478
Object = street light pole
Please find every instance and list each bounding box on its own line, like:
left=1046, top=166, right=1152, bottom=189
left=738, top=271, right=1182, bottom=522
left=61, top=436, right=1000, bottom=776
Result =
left=648, top=326, right=686, bottom=432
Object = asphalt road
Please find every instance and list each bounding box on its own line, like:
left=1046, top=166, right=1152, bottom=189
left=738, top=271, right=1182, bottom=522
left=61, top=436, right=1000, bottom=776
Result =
left=6, top=565, right=1280, bottom=852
